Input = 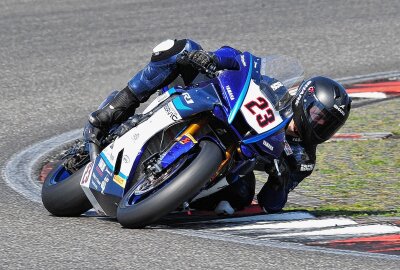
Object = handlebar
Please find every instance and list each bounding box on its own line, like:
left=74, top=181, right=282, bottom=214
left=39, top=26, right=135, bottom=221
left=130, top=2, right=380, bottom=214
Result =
left=178, top=51, right=217, bottom=78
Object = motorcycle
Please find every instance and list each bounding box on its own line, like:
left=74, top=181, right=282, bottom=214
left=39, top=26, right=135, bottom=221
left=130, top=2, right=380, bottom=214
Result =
left=41, top=52, right=304, bottom=228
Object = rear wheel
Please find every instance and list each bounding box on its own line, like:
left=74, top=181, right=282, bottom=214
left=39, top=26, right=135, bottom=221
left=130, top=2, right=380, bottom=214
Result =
left=117, top=140, right=223, bottom=228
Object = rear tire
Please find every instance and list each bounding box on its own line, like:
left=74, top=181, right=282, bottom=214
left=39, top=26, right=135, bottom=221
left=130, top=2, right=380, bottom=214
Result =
left=117, top=141, right=223, bottom=228
left=42, top=162, right=92, bottom=216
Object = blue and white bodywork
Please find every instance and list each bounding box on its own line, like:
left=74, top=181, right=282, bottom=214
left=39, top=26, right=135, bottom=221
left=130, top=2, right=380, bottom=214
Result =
left=80, top=53, right=304, bottom=217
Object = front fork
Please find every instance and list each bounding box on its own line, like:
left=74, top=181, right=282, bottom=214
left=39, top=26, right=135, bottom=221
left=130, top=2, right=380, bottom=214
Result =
left=177, top=118, right=234, bottom=180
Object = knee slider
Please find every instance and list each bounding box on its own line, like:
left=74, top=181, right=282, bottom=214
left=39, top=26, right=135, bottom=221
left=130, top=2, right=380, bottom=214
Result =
left=151, top=39, right=188, bottom=62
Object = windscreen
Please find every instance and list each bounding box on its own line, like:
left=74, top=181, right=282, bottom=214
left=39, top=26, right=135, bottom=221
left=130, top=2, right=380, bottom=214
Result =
left=260, top=55, right=304, bottom=89
left=259, top=55, right=304, bottom=113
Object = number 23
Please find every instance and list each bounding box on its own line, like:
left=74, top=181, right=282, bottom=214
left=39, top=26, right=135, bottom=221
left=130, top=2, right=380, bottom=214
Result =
left=244, top=97, right=275, bottom=128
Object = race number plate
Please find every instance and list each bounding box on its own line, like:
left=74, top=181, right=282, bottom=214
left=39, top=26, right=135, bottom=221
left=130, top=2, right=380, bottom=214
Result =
left=240, top=80, right=283, bottom=134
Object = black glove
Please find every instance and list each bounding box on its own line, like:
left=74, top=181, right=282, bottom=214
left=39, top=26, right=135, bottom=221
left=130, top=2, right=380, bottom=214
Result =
left=257, top=158, right=290, bottom=213
left=178, top=50, right=218, bottom=73
left=263, top=158, right=290, bottom=191
left=83, top=122, right=103, bottom=146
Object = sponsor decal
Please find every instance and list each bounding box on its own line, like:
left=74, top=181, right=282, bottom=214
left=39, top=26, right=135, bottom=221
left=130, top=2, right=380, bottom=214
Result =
left=98, top=159, right=106, bottom=170
left=182, top=92, right=194, bottom=104
left=216, top=128, right=227, bottom=135
left=284, top=140, right=293, bottom=155
left=179, top=134, right=197, bottom=144
left=113, top=175, right=126, bottom=188
left=262, top=140, right=274, bottom=151
left=260, top=58, right=266, bottom=75
left=131, top=133, right=139, bottom=142
left=92, top=174, right=101, bottom=185
left=123, top=155, right=130, bottom=163
left=95, top=166, right=104, bottom=177
left=90, top=174, right=101, bottom=189
left=294, top=81, right=312, bottom=106
left=163, top=103, right=179, bottom=121
left=225, top=85, right=235, bottom=100
left=80, top=162, right=93, bottom=185
left=308, top=86, right=315, bottom=94
left=180, top=137, right=192, bottom=144
left=333, top=104, right=346, bottom=116
left=291, top=137, right=302, bottom=142
left=271, top=81, right=284, bottom=91
left=240, top=55, right=246, bottom=67
left=100, top=176, right=110, bottom=194
left=300, top=164, right=315, bottom=171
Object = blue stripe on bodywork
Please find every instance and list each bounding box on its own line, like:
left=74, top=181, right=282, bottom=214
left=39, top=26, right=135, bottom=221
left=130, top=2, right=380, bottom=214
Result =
left=242, top=117, right=291, bottom=144
left=228, top=54, right=253, bottom=124
left=168, top=87, right=177, bottom=95
left=100, top=152, right=114, bottom=170
left=172, top=96, right=191, bottom=111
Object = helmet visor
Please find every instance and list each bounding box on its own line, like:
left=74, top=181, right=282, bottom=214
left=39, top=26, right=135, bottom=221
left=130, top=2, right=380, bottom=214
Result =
left=305, top=101, right=343, bottom=141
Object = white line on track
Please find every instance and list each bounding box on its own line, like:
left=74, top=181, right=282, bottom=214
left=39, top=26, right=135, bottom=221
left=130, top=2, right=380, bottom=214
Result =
left=2, top=129, right=81, bottom=203
left=194, top=211, right=316, bottom=224
left=211, top=218, right=357, bottom=231
left=349, top=92, right=388, bottom=99
left=336, top=70, right=400, bottom=84
left=165, top=229, right=400, bottom=261
left=257, top=224, right=400, bottom=238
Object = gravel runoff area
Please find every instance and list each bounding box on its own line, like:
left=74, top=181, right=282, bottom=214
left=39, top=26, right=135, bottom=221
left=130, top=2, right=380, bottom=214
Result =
left=256, top=97, right=400, bottom=218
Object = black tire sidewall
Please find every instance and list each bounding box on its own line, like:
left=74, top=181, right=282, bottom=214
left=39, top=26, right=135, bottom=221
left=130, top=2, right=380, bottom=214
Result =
left=117, top=140, right=223, bottom=228
left=41, top=163, right=92, bottom=216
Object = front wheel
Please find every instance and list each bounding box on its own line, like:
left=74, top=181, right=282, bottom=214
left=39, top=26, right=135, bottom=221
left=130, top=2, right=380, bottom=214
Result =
left=117, top=141, right=223, bottom=228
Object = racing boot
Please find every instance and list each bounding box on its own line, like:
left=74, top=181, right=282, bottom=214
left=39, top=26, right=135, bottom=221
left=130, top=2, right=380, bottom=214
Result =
left=89, top=86, right=140, bottom=133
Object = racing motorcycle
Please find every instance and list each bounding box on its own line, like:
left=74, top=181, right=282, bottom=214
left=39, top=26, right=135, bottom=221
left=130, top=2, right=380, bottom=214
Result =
left=42, top=52, right=304, bottom=228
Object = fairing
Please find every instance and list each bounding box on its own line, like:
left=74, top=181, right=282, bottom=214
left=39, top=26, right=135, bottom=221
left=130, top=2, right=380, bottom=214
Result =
left=80, top=52, right=305, bottom=215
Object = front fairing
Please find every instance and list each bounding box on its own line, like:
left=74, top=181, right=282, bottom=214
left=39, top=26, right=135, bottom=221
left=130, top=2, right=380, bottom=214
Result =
left=216, top=52, right=304, bottom=158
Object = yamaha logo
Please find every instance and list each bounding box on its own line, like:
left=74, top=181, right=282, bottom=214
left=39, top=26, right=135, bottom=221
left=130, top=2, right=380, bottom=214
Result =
left=225, top=85, right=235, bottom=100
left=240, top=55, right=246, bottom=67
left=262, top=140, right=274, bottom=151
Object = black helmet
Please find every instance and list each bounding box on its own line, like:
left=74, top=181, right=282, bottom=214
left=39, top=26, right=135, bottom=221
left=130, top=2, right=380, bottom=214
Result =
left=292, top=76, right=351, bottom=145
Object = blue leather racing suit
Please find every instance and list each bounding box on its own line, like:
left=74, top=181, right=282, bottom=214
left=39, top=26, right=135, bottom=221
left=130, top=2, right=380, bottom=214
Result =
left=126, top=39, right=317, bottom=213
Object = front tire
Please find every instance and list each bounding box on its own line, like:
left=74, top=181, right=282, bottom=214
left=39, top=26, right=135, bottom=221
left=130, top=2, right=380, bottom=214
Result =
left=117, top=141, right=223, bottom=228
left=42, top=162, right=92, bottom=216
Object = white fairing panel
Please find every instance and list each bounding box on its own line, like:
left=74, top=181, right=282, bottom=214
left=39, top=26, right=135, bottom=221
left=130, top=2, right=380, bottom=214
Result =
left=240, top=80, right=283, bottom=134
left=142, top=90, right=172, bottom=114
left=80, top=161, right=107, bottom=215
left=80, top=96, right=182, bottom=216
left=101, top=101, right=182, bottom=182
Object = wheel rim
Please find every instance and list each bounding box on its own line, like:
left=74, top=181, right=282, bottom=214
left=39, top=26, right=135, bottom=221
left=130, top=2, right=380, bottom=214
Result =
left=123, top=153, right=195, bottom=207
left=49, top=165, right=72, bottom=185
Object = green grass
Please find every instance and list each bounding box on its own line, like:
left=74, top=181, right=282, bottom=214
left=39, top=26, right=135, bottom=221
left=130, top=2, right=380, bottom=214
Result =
left=283, top=98, right=400, bottom=217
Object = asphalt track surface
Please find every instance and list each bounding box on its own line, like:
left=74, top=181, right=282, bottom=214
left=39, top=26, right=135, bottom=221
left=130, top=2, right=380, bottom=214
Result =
left=1, top=0, right=399, bottom=269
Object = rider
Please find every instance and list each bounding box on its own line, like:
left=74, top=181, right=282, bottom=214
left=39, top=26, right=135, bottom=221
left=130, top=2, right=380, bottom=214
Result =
left=85, top=39, right=351, bottom=214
